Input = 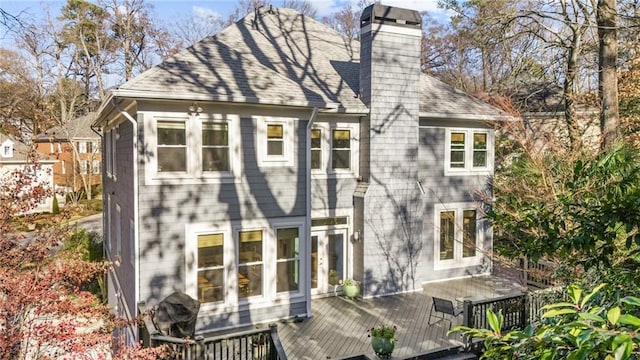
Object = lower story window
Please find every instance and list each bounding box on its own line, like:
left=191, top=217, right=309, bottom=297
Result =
left=276, top=228, right=300, bottom=292
left=434, top=203, right=483, bottom=269
left=197, top=233, right=225, bottom=303
left=238, top=230, right=263, bottom=298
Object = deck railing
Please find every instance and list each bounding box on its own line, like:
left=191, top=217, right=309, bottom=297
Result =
left=138, top=300, right=287, bottom=360
left=519, top=257, right=558, bottom=288
left=144, top=324, right=287, bottom=360
left=462, top=286, right=566, bottom=332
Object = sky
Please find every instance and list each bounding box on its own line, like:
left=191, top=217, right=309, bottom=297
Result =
left=0, top=0, right=445, bottom=30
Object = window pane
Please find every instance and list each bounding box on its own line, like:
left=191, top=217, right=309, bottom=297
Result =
left=198, top=269, right=224, bottom=302
left=332, top=150, right=350, bottom=169
left=473, top=133, right=487, bottom=150
left=311, top=129, right=321, bottom=148
left=277, top=261, right=299, bottom=292
left=198, top=234, right=223, bottom=267
left=239, top=264, right=262, bottom=297
left=203, top=148, right=229, bottom=171
left=267, top=124, right=283, bottom=139
left=473, top=151, right=487, bottom=167
left=451, top=151, right=465, bottom=167
left=311, top=235, right=318, bottom=289
left=440, top=211, right=455, bottom=260
left=463, top=210, right=477, bottom=258
left=202, top=123, right=228, bottom=146
left=267, top=141, right=283, bottom=156
left=158, top=121, right=186, bottom=145
left=328, top=234, right=344, bottom=282
left=157, top=148, right=186, bottom=172
left=311, top=150, right=321, bottom=169
left=451, top=132, right=465, bottom=147
left=239, top=230, right=262, bottom=263
left=332, top=130, right=350, bottom=148
left=277, top=228, right=299, bottom=259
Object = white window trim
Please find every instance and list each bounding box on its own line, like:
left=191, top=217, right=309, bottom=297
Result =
left=129, top=219, right=135, bottom=267
left=144, top=112, right=241, bottom=185
left=185, top=217, right=306, bottom=315
left=433, top=202, right=484, bottom=270
left=444, top=128, right=493, bottom=176
left=115, top=204, right=122, bottom=262
left=310, top=122, right=359, bottom=179
left=256, top=116, right=295, bottom=167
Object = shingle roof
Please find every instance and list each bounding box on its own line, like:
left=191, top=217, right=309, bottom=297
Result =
left=115, top=6, right=505, bottom=118
left=35, top=112, right=98, bottom=142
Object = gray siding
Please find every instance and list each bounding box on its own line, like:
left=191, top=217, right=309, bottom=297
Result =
left=103, top=119, right=137, bottom=320
left=359, top=22, right=424, bottom=297
left=135, top=106, right=308, bottom=330
left=417, top=125, right=493, bottom=282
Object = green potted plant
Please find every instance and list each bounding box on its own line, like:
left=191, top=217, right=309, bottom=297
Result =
left=342, top=278, right=360, bottom=298
left=368, top=324, right=396, bottom=358
left=328, top=269, right=339, bottom=285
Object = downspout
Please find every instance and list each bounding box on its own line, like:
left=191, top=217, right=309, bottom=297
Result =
left=306, top=107, right=319, bottom=318
left=110, top=97, right=139, bottom=340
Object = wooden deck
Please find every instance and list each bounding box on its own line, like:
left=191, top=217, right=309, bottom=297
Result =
left=274, top=275, right=525, bottom=359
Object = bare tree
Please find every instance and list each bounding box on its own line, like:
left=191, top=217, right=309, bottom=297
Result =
left=597, top=0, right=620, bottom=148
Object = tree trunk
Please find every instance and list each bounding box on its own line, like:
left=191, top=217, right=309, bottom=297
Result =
left=564, top=36, right=583, bottom=153
left=597, top=0, right=619, bottom=149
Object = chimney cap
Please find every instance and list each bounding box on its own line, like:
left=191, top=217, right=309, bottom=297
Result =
left=360, top=4, right=422, bottom=29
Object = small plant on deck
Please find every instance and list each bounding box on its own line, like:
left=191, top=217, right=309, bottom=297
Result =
left=368, top=324, right=397, bottom=342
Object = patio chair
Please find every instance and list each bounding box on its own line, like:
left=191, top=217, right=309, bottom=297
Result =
left=428, top=296, right=463, bottom=330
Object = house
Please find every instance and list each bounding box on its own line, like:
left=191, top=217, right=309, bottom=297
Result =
left=0, top=134, right=57, bottom=214
left=34, top=113, right=102, bottom=195
left=93, top=4, right=508, bottom=337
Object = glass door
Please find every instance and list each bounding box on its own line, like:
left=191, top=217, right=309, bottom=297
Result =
left=311, top=229, right=347, bottom=295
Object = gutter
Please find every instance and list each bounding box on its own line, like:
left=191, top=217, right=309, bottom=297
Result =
left=109, top=97, right=140, bottom=340
left=305, top=107, right=319, bottom=318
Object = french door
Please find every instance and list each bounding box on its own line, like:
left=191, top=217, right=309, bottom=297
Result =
left=310, top=229, right=347, bottom=295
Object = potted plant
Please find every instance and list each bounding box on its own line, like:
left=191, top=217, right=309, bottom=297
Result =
left=342, top=278, right=360, bottom=298
left=251, top=333, right=269, bottom=360
left=368, top=324, right=397, bottom=358
left=328, top=269, right=339, bottom=285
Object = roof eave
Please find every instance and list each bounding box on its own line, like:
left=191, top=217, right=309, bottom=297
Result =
left=419, top=112, right=516, bottom=122
left=111, top=88, right=345, bottom=111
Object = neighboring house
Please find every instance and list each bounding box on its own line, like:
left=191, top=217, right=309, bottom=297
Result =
left=511, top=81, right=600, bottom=150
left=34, top=113, right=102, bottom=195
left=93, top=4, right=508, bottom=336
left=0, top=134, right=57, bottom=213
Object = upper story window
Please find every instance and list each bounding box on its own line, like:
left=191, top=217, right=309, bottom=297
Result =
left=78, top=141, right=87, bottom=154
left=434, top=203, right=484, bottom=270
left=2, top=140, right=14, bottom=158
left=202, top=122, right=229, bottom=172
left=445, top=128, right=492, bottom=176
left=256, top=117, right=294, bottom=167
left=145, top=113, right=240, bottom=185
left=331, top=129, right=351, bottom=170
left=310, top=129, right=322, bottom=170
left=157, top=120, right=187, bottom=172
left=310, top=122, right=358, bottom=177
left=267, top=124, right=284, bottom=157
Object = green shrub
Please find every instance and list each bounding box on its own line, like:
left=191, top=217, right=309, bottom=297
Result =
left=451, top=284, right=640, bottom=359
left=52, top=195, right=60, bottom=214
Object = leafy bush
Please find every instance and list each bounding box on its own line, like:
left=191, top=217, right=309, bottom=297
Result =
left=52, top=194, right=60, bottom=214
left=451, top=284, right=640, bottom=359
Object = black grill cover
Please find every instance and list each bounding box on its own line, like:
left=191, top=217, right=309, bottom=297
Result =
left=153, top=292, right=200, bottom=338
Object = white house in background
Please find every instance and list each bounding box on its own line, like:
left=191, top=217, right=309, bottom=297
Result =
left=0, top=134, right=57, bottom=214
